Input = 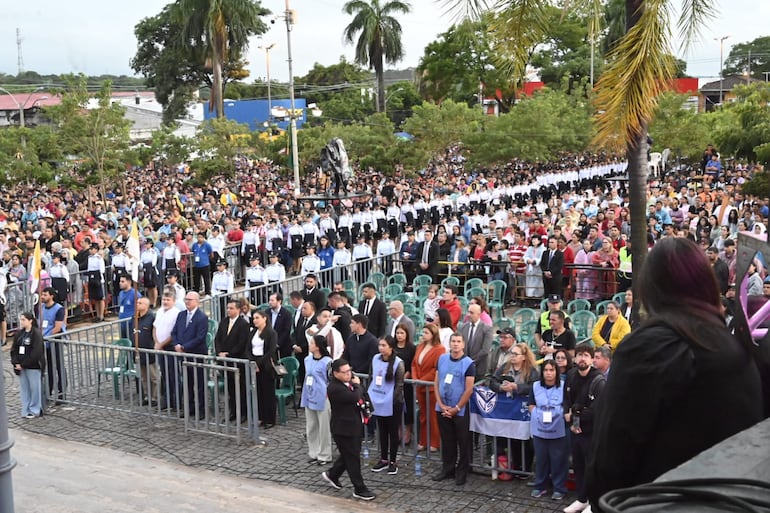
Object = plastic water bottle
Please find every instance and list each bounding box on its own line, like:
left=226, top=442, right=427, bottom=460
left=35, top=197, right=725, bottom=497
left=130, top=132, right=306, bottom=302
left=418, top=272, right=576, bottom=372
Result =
left=363, top=444, right=369, bottom=460
left=491, top=455, right=498, bottom=480
left=414, top=454, right=422, bottom=476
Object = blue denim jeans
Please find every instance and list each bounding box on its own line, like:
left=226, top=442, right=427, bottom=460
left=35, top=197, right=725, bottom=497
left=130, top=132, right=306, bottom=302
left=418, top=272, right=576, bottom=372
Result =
left=532, top=435, right=569, bottom=493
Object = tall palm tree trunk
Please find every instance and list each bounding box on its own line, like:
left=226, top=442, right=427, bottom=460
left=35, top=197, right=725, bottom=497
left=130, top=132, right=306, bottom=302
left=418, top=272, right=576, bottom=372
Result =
left=626, top=0, right=646, bottom=326
left=376, top=55, right=386, bottom=113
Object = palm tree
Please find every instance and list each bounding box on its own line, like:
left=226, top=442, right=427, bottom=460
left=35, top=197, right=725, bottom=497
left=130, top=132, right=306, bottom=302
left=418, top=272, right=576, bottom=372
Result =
left=447, top=0, right=715, bottom=323
left=342, top=0, right=412, bottom=112
left=175, top=0, right=269, bottom=118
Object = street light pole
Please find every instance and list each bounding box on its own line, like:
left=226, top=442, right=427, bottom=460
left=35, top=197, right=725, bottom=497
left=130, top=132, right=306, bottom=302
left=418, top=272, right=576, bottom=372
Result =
left=259, top=43, right=276, bottom=124
left=715, top=35, right=731, bottom=105
left=284, top=0, right=300, bottom=197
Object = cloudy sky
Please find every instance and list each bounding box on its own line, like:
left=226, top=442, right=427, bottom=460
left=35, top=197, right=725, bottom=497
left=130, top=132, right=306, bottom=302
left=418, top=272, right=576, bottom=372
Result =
left=1, top=0, right=767, bottom=85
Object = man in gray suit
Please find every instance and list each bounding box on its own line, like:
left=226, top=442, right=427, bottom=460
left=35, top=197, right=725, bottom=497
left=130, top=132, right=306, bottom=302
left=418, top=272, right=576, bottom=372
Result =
left=459, top=303, right=494, bottom=380
left=384, top=300, right=415, bottom=342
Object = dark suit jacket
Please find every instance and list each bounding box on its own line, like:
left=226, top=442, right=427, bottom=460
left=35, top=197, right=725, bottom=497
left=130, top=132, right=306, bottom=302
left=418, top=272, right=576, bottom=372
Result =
left=301, top=287, right=326, bottom=310
left=539, top=248, right=564, bottom=276
left=248, top=326, right=278, bottom=375
left=328, top=378, right=365, bottom=437
left=292, top=314, right=316, bottom=356
left=460, top=321, right=494, bottom=379
left=358, top=297, right=387, bottom=338
left=214, top=315, right=251, bottom=359
left=332, top=305, right=353, bottom=344
left=268, top=306, right=293, bottom=359
left=416, top=240, right=440, bottom=279
left=171, top=308, right=209, bottom=355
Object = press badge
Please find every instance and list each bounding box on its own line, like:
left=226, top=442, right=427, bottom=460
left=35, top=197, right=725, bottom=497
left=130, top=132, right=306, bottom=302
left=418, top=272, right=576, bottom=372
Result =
left=42, top=320, right=49, bottom=328
left=195, top=256, right=200, bottom=262
left=375, top=375, right=383, bottom=386
left=543, top=410, right=553, bottom=423
left=19, top=346, right=25, bottom=355
left=119, top=306, right=124, bottom=314
left=444, top=373, right=453, bottom=385
left=305, top=376, right=314, bottom=387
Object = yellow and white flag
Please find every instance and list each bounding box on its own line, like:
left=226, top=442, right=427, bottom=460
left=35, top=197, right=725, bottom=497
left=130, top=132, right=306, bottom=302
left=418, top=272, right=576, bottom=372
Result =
left=126, top=218, right=141, bottom=281
left=29, top=240, right=42, bottom=293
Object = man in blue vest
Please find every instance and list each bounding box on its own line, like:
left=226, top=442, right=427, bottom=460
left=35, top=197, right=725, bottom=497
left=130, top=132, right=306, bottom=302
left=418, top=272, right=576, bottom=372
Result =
left=41, top=287, right=66, bottom=403
left=432, top=332, right=476, bottom=486
left=117, top=274, right=141, bottom=340
left=191, top=232, right=213, bottom=297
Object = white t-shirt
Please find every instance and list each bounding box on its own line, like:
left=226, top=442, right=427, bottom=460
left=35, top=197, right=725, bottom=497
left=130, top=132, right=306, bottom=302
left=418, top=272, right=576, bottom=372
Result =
left=153, top=306, right=181, bottom=346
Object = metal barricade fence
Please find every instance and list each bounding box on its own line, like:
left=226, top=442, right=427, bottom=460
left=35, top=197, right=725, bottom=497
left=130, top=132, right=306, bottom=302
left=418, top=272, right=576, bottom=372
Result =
left=355, top=372, right=532, bottom=478
left=44, top=321, right=260, bottom=444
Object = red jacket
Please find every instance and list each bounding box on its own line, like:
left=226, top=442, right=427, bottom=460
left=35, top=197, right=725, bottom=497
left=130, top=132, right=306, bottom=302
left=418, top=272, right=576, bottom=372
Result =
left=439, top=298, right=462, bottom=329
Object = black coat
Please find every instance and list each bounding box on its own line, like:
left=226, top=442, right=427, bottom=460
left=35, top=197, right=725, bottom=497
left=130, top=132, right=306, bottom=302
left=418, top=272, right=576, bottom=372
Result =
left=301, top=287, right=326, bottom=310
left=214, top=316, right=251, bottom=359
left=248, top=326, right=278, bottom=376
left=416, top=240, right=440, bottom=279
left=586, top=321, right=763, bottom=507
left=292, top=314, right=316, bottom=358
left=11, top=327, right=45, bottom=370
left=268, top=307, right=293, bottom=359
left=327, top=378, right=365, bottom=437
left=357, top=297, right=387, bottom=339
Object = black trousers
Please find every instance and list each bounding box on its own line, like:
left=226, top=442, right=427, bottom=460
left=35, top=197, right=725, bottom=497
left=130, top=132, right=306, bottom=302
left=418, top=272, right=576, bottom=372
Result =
left=192, top=265, right=211, bottom=295
left=572, top=433, right=593, bottom=503
left=437, top=412, right=471, bottom=478
left=256, top=365, right=276, bottom=425
left=376, top=414, right=400, bottom=462
left=46, top=343, right=66, bottom=398
left=329, top=433, right=367, bottom=493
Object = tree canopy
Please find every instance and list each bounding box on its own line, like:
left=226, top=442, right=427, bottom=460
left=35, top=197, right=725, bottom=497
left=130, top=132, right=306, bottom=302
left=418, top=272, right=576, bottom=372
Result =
left=723, top=36, right=770, bottom=81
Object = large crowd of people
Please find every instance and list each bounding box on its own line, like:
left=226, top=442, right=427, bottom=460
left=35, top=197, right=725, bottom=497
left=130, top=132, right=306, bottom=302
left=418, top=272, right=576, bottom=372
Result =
left=3, top=144, right=768, bottom=511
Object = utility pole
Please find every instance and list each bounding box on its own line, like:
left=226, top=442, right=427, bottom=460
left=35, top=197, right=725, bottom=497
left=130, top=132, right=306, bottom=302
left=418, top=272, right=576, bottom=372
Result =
left=0, top=361, right=17, bottom=513
left=16, top=28, right=24, bottom=75
left=284, top=0, right=300, bottom=197
left=259, top=43, right=276, bottom=125
left=715, top=35, right=731, bottom=105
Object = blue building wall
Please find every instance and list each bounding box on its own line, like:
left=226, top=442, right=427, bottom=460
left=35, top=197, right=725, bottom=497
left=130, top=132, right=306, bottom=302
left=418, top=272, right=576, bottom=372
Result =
left=204, top=98, right=308, bottom=131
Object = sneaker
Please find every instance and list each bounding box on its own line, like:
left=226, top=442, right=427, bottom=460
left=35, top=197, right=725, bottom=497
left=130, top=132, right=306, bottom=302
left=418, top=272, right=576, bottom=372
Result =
left=531, top=489, right=548, bottom=498
left=24, top=413, right=36, bottom=419
left=564, top=500, right=589, bottom=513
left=371, top=460, right=389, bottom=472
left=321, top=471, right=342, bottom=490
left=353, top=489, right=375, bottom=501
left=552, top=491, right=566, bottom=501
left=387, top=462, right=398, bottom=475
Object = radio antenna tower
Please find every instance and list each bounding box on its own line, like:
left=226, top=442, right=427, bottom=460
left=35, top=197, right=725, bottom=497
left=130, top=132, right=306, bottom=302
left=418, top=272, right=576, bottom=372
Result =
left=17, top=28, right=24, bottom=75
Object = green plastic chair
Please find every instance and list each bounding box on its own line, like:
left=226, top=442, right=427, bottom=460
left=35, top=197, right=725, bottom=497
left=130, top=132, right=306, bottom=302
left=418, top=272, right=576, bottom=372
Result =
left=613, top=292, right=626, bottom=304
left=567, top=299, right=592, bottom=314
left=408, top=313, right=424, bottom=333
left=206, top=332, right=216, bottom=356
left=319, top=288, right=331, bottom=306
left=413, top=275, right=433, bottom=289
left=495, top=318, right=513, bottom=331
left=97, top=338, right=138, bottom=400
left=284, top=304, right=296, bottom=318
left=275, top=356, right=300, bottom=424
left=208, top=319, right=217, bottom=336
left=464, top=278, right=484, bottom=295
left=571, top=310, right=598, bottom=343
left=441, top=276, right=460, bottom=289
left=457, top=296, right=469, bottom=315
left=342, top=279, right=357, bottom=293
left=402, top=303, right=418, bottom=316
left=540, top=298, right=549, bottom=311
left=414, top=285, right=431, bottom=300
left=511, top=308, right=537, bottom=331
left=384, top=283, right=403, bottom=300
left=369, top=272, right=386, bottom=290
left=387, top=273, right=408, bottom=287
left=595, top=300, right=613, bottom=317
left=487, top=279, right=508, bottom=320
left=518, top=320, right=539, bottom=352
left=464, top=286, right=487, bottom=302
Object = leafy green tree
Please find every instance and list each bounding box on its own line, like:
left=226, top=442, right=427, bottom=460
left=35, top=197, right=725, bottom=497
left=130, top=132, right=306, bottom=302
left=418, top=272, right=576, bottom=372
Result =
left=416, top=19, right=513, bottom=106
left=723, top=36, right=770, bottom=81
left=448, top=0, right=716, bottom=321
left=188, top=117, right=252, bottom=179
left=0, top=125, right=59, bottom=185
left=383, top=81, right=423, bottom=127
left=46, top=76, right=131, bottom=201
left=342, top=0, right=412, bottom=113
left=402, top=99, right=483, bottom=164
left=296, top=58, right=375, bottom=125
left=175, top=0, right=269, bottom=119
left=647, top=92, right=715, bottom=162
left=131, top=2, right=264, bottom=124
left=714, top=82, right=770, bottom=163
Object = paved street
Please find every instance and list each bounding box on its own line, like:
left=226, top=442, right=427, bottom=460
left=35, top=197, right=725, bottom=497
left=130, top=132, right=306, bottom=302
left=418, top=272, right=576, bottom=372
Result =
left=2, top=345, right=565, bottom=513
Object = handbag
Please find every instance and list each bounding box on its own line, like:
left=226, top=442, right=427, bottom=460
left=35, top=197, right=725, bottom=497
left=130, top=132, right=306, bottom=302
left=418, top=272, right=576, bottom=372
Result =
left=272, top=359, right=288, bottom=376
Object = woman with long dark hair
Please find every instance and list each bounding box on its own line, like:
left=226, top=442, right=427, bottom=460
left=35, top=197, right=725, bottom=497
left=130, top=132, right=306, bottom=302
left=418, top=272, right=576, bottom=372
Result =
left=11, top=312, right=45, bottom=418
left=249, top=310, right=277, bottom=428
left=393, top=323, right=416, bottom=445
left=587, top=238, right=763, bottom=507
left=368, top=335, right=405, bottom=475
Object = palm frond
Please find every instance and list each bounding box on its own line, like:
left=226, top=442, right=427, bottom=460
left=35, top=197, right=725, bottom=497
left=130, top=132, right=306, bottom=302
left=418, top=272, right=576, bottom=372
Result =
left=678, top=0, right=718, bottom=53
left=594, top=0, right=676, bottom=150
left=438, top=0, right=492, bottom=21
left=486, top=0, right=551, bottom=82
